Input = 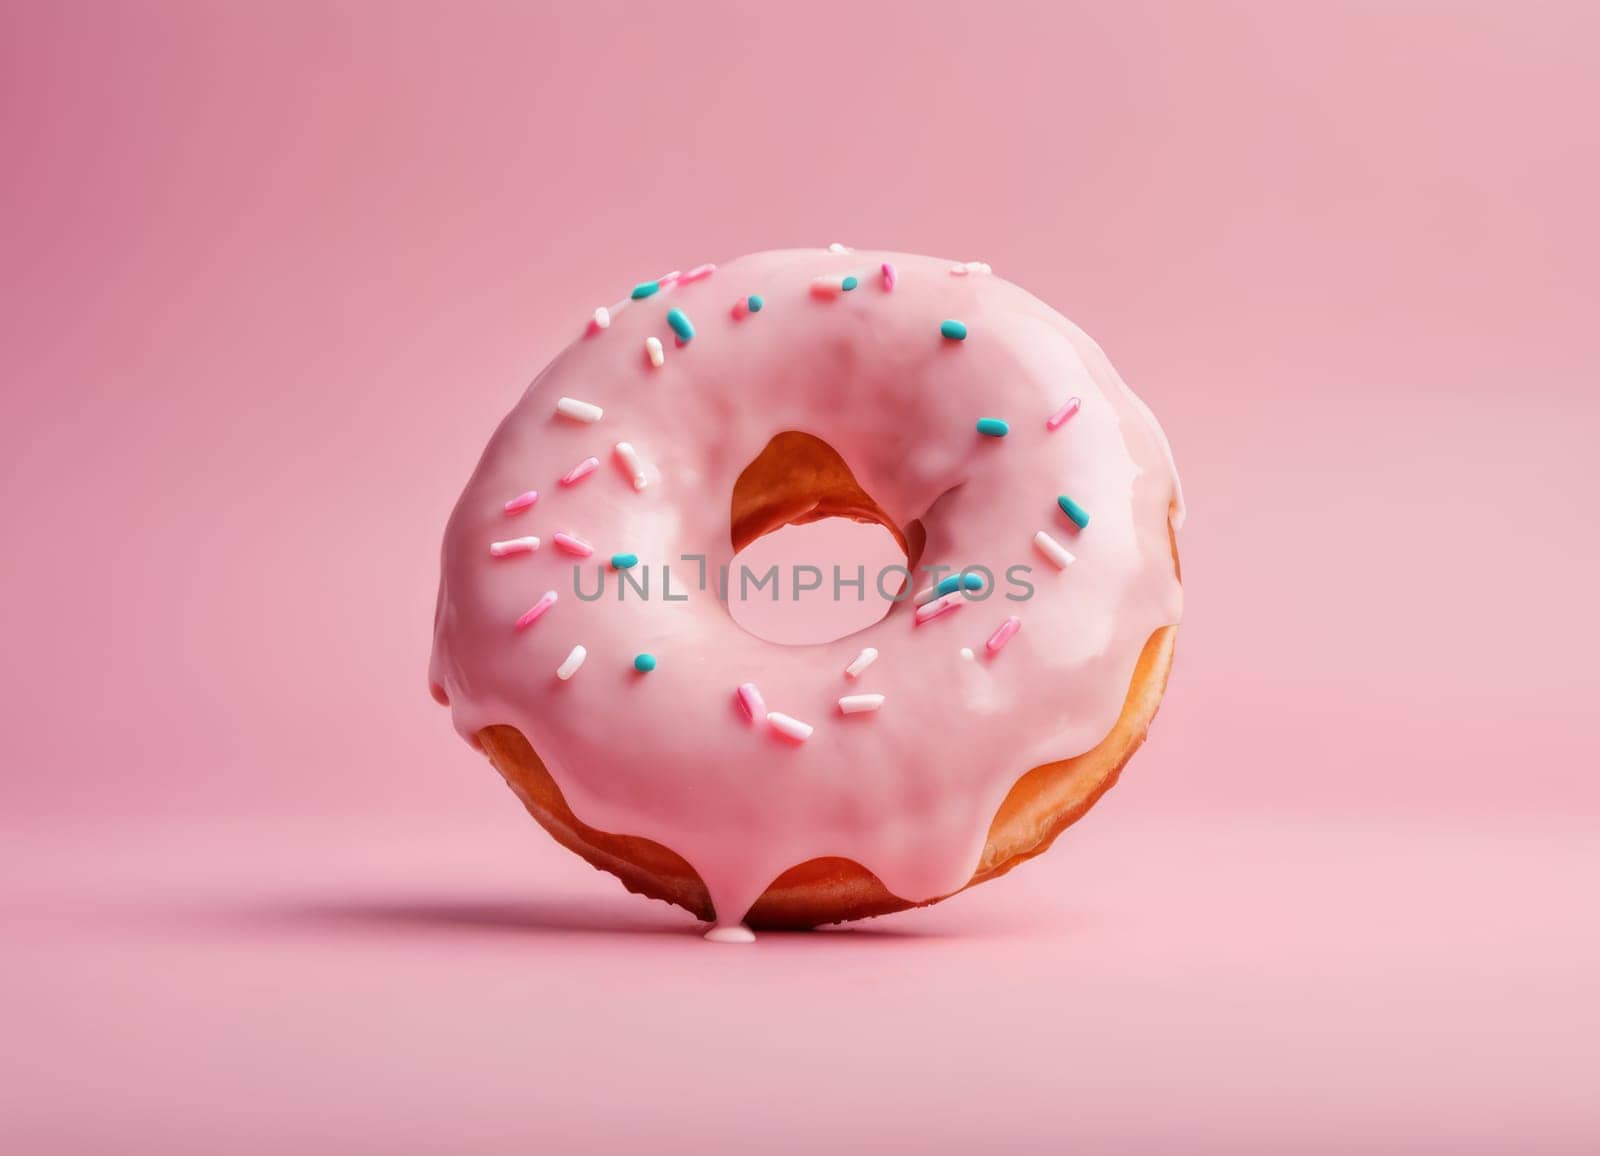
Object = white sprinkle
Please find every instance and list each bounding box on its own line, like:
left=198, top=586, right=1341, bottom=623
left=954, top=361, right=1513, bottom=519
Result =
left=645, top=336, right=664, bottom=368
left=592, top=306, right=610, bottom=330
left=949, top=263, right=969, bottom=276
left=767, top=711, right=814, bottom=742
left=913, top=582, right=945, bottom=606
left=839, top=693, right=885, bottom=715
left=489, top=536, right=539, bottom=557
left=915, top=591, right=964, bottom=624
left=949, top=260, right=992, bottom=276
left=556, top=396, right=603, bottom=423
left=809, top=274, right=846, bottom=298
left=704, top=924, right=756, bottom=944
left=828, top=242, right=852, bottom=253
left=844, top=647, right=879, bottom=678
left=556, top=645, right=587, bottom=680
left=960, top=648, right=975, bottom=661
left=1034, top=529, right=1077, bottom=569
left=613, top=441, right=648, bottom=491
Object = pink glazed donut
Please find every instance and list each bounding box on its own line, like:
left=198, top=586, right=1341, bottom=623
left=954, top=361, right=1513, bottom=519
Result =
left=429, top=248, right=1184, bottom=941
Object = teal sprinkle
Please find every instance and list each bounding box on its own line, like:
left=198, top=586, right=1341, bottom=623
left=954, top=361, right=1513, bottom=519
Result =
left=631, top=281, right=660, bottom=300
left=611, top=553, right=638, bottom=570
left=940, top=319, right=968, bottom=341
left=934, top=573, right=986, bottom=597
left=633, top=653, right=657, bottom=673
left=666, top=307, right=695, bottom=343
left=976, top=417, right=1009, bottom=437
left=1057, top=495, right=1091, bottom=529
left=747, top=294, right=764, bottom=313
left=841, top=275, right=859, bottom=291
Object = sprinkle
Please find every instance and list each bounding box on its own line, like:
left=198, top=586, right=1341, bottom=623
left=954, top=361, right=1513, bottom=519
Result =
left=936, top=572, right=986, bottom=598
left=844, top=647, right=878, bottom=678
left=730, top=299, right=748, bottom=320
left=1057, top=495, right=1091, bottom=529
left=915, top=591, right=964, bottom=624
left=976, top=418, right=1010, bottom=437
left=949, top=263, right=969, bottom=277
left=503, top=490, right=539, bottom=515
left=613, top=441, right=648, bottom=491
left=810, top=275, right=846, bottom=298
left=515, top=590, right=557, bottom=630
left=666, top=307, right=695, bottom=344
left=553, top=531, right=594, bottom=558
left=1034, top=529, right=1076, bottom=569
left=655, top=270, right=682, bottom=290
left=940, top=319, right=968, bottom=341
left=950, top=260, right=991, bottom=276
left=489, top=536, right=539, bottom=557
left=881, top=262, right=896, bottom=291
left=959, top=647, right=976, bottom=661
left=556, top=645, right=587, bottom=680
left=631, top=280, right=661, bottom=300
left=839, top=693, right=885, bottom=715
left=767, top=711, right=814, bottom=741
left=556, top=397, right=603, bottom=423
left=680, top=263, right=716, bottom=285
left=1047, top=397, right=1082, bottom=430
left=610, top=552, right=638, bottom=569
left=645, top=336, right=664, bottom=368
left=747, top=294, right=764, bottom=313
left=736, top=682, right=766, bottom=722
left=633, top=653, right=657, bottom=673
left=828, top=242, right=852, bottom=253
left=986, top=616, right=1022, bottom=655
left=841, top=275, right=859, bottom=291
left=916, top=573, right=984, bottom=604
left=560, top=457, right=599, bottom=486
left=589, top=306, right=611, bottom=332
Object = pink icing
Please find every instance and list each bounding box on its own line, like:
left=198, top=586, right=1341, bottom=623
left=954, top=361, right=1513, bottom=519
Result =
left=429, top=249, right=1184, bottom=933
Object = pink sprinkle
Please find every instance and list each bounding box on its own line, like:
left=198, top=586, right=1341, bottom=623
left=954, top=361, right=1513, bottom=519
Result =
left=914, top=591, right=964, bottom=625
left=489, top=536, right=539, bottom=558
left=560, top=457, right=600, bottom=486
left=503, top=490, right=539, bottom=515
left=986, top=615, right=1022, bottom=654
left=730, top=298, right=748, bottom=320
left=553, top=532, right=593, bottom=558
left=1047, top=397, right=1082, bottom=430
left=680, top=263, right=716, bottom=285
left=736, top=682, right=766, bottom=722
left=881, top=262, right=896, bottom=291
left=656, top=269, right=682, bottom=290
left=515, top=590, right=557, bottom=631
left=809, top=275, right=844, bottom=298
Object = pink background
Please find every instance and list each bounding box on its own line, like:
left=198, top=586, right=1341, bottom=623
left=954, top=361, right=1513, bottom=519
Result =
left=3, top=2, right=1597, bottom=1152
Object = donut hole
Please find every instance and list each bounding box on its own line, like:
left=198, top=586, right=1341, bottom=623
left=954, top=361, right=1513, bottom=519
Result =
left=726, top=518, right=906, bottom=645
left=727, top=431, right=915, bottom=646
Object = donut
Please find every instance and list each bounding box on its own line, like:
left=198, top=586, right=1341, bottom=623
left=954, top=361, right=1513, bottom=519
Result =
left=429, top=248, right=1184, bottom=940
